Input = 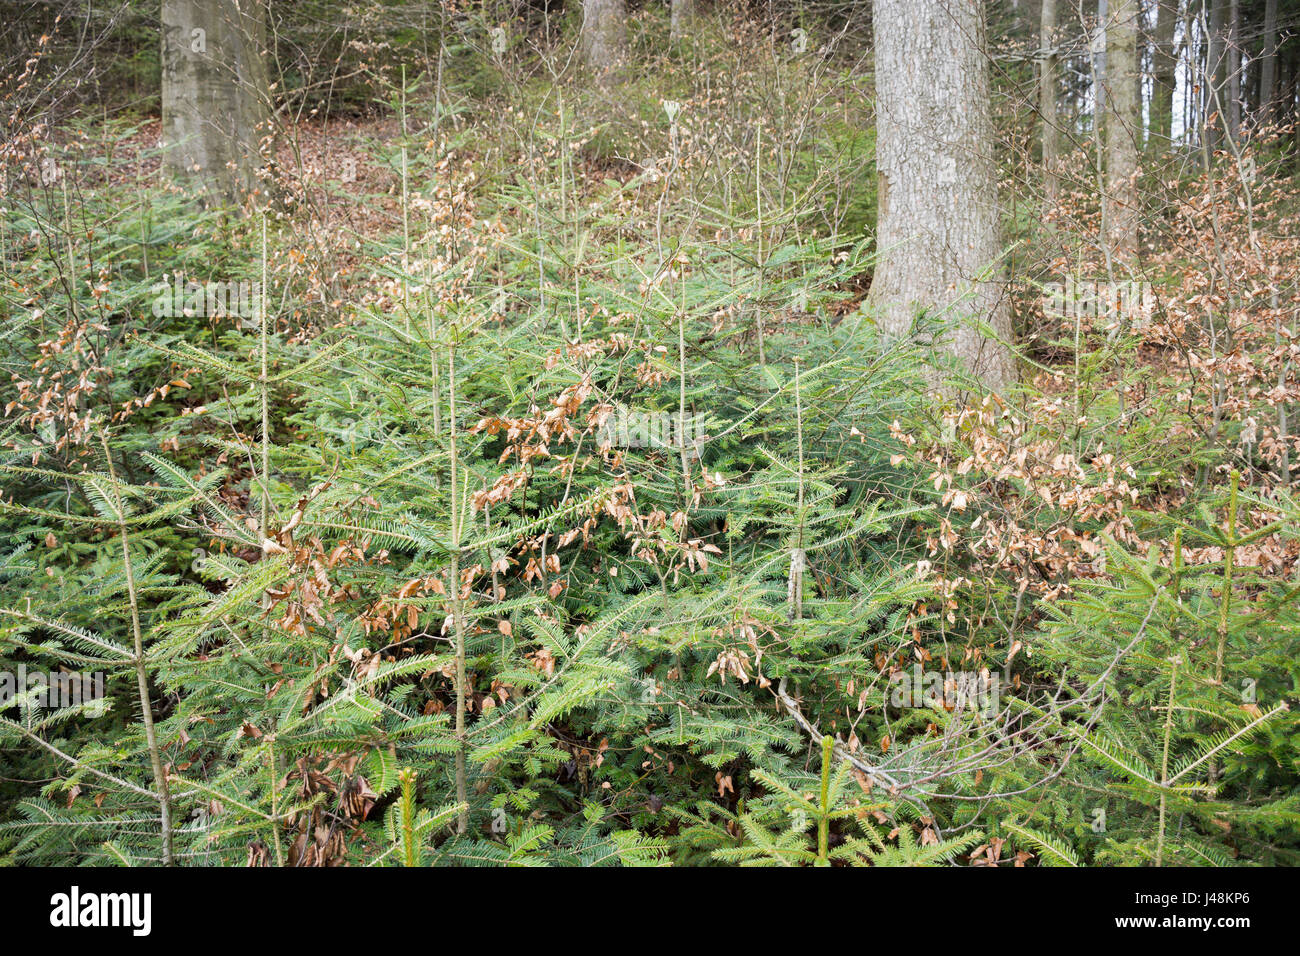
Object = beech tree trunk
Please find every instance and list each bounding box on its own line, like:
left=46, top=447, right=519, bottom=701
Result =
left=582, top=0, right=626, bottom=82
left=1227, top=0, right=1241, bottom=141
left=670, top=0, right=696, bottom=41
left=161, top=0, right=272, bottom=205
left=1095, top=0, right=1108, bottom=133
left=1106, top=0, right=1140, bottom=263
left=869, top=0, right=1015, bottom=391
left=1206, top=0, right=1226, bottom=152
left=1150, top=0, right=1179, bottom=144
left=1260, top=0, right=1279, bottom=124
left=1039, top=0, right=1059, bottom=201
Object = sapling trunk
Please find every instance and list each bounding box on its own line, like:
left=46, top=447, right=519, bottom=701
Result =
left=447, top=339, right=470, bottom=833
left=754, top=126, right=766, bottom=366
left=401, top=64, right=411, bottom=334
left=103, top=437, right=174, bottom=865
left=816, top=735, right=833, bottom=866
left=789, top=359, right=806, bottom=620
left=1209, top=470, right=1240, bottom=784
left=267, top=733, right=284, bottom=866
left=678, top=311, right=691, bottom=487
left=260, top=214, right=271, bottom=534
left=1156, top=656, right=1179, bottom=867
left=398, top=768, right=419, bottom=866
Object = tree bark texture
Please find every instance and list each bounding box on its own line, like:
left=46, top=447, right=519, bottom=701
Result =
left=869, top=0, right=1015, bottom=391
left=161, top=0, right=272, bottom=205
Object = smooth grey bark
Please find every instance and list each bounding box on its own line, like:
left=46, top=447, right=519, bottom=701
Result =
left=1150, top=0, right=1179, bottom=144
left=1206, top=0, right=1226, bottom=151
left=581, top=0, right=626, bottom=82
left=1260, top=0, right=1279, bottom=123
left=1227, top=0, right=1241, bottom=140
left=670, top=0, right=696, bottom=41
left=1106, top=0, right=1140, bottom=262
left=1095, top=0, right=1108, bottom=133
left=1040, top=0, right=1059, bottom=201
left=1184, top=0, right=1201, bottom=148
left=869, top=0, right=1015, bottom=391
left=161, top=0, right=272, bottom=205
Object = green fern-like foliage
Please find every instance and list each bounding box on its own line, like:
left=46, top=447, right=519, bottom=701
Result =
left=1, top=159, right=945, bottom=866
left=678, top=738, right=983, bottom=867
left=1013, top=476, right=1300, bottom=866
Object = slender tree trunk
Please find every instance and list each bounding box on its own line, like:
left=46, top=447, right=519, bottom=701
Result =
left=1185, top=1, right=1199, bottom=144
left=161, top=0, right=272, bottom=205
left=101, top=439, right=174, bottom=865
left=670, top=0, right=696, bottom=42
left=581, top=0, right=626, bottom=83
left=1137, top=7, right=1150, bottom=149
left=1260, top=0, right=1279, bottom=124
left=869, top=0, right=1015, bottom=391
left=1040, top=0, right=1059, bottom=201
left=1227, top=0, right=1241, bottom=141
left=1292, top=55, right=1300, bottom=167
left=1150, top=0, right=1179, bottom=144
left=1206, top=0, right=1226, bottom=152
left=1106, top=0, right=1141, bottom=263
left=1291, top=53, right=1300, bottom=156
left=1095, top=0, right=1109, bottom=134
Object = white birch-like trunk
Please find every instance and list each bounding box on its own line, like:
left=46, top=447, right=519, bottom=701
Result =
left=161, top=0, right=272, bottom=204
left=869, top=0, right=1015, bottom=391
